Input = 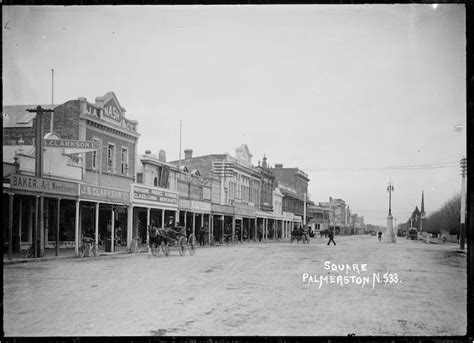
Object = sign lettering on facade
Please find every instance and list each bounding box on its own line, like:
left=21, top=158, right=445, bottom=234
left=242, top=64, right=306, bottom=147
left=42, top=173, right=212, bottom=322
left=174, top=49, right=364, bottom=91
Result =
left=11, top=175, right=78, bottom=196
left=133, top=185, right=177, bottom=205
left=86, top=104, right=100, bottom=118
left=44, top=139, right=100, bottom=150
left=102, top=98, right=122, bottom=122
left=79, top=184, right=130, bottom=202
left=191, top=200, right=211, bottom=212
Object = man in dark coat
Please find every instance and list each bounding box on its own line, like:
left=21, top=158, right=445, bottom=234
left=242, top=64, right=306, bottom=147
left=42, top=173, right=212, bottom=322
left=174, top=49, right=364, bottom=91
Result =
left=199, top=226, right=205, bottom=246
left=327, top=230, right=336, bottom=245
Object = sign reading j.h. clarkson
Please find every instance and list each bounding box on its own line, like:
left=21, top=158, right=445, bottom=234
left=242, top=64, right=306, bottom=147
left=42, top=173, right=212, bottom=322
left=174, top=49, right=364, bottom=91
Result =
left=79, top=184, right=130, bottom=203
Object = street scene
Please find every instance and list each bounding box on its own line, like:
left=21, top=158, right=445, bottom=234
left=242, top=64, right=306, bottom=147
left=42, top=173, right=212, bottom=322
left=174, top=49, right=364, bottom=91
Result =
left=3, top=236, right=466, bottom=336
left=2, top=4, right=467, bottom=338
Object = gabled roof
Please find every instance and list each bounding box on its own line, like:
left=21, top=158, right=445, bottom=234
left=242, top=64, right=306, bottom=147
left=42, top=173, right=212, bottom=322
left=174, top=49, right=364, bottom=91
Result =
left=95, top=92, right=126, bottom=112
left=3, top=105, right=56, bottom=128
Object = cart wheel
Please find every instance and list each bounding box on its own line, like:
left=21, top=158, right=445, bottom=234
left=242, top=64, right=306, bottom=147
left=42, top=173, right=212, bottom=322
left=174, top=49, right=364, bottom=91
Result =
left=150, top=242, right=158, bottom=256
left=156, top=241, right=163, bottom=257
left=79, top=244, right=85, bottom=258
left=92, top=243, right=98, bottom=256
left=188, top=234, right=196, bottom=256
left=178, top=236, right=186, bottom=256
left=161, top=241, right=169, bottom=256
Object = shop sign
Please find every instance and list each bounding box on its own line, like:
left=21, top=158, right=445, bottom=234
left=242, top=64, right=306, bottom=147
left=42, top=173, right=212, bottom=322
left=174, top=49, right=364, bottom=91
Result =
left=133, top=185, right=177, bottom=206
left=283, top=212, right=294, bottom=220
left=191, top=200, right=211, bottom=212
left=102, top=98, right=122, bottom=122
left=11, top=174, right=78, bottom=196
left=234, top=204, right=256, bottom=217
left=294, top=215, right=303, bottom=222
left=44, top=139, right=99, bottom=150
left=86, top=104, right=100, bottom=118
left=79, top=184, right=130, bottom=203
left=179, top=198, right=191, bottom=210
left=211, top=204, right=234, bottom=215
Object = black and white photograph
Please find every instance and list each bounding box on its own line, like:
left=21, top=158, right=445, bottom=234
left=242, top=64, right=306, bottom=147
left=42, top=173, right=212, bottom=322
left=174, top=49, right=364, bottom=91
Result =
left=2, top=4, right=469, bottom=338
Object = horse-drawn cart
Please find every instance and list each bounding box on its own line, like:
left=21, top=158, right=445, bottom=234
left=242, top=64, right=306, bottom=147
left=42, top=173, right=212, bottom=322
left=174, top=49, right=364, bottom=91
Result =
left=291, top=228, right=310, bottom=244
left=148, top=225, right=196, bottom=256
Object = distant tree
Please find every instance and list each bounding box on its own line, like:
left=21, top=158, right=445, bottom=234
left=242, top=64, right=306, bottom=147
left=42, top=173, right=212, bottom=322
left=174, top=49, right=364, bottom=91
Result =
left=422, top=193, right=461, bottom=235
left=397, top=223, right=409, bottom=236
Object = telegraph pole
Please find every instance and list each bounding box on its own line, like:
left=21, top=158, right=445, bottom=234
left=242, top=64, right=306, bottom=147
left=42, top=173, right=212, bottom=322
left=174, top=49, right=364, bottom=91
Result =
left=27, top=106, right=53, bottom=177
left=50, top=69, right=54, bottom=133
left=460, top=157, right=467, bottom=250
left=27, top=106, right=54, bottom=258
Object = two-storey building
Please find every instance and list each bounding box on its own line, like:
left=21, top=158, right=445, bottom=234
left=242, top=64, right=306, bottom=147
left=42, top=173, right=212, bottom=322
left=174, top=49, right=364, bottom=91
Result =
left=3, top=92, right=140, bottom=256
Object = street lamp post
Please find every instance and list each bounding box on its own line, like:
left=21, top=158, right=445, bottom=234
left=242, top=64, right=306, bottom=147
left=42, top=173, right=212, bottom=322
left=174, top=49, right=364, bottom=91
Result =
left=460, top=157, right=467, bottom=250
left=384, top=178, right=396, bottom=243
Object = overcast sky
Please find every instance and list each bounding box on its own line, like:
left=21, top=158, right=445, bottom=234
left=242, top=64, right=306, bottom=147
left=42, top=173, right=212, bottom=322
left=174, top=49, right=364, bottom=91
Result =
left=3, top=5, right=466, bottom=226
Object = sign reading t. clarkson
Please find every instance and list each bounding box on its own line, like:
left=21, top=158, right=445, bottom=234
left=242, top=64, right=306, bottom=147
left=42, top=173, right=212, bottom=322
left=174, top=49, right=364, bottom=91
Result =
left=11, top=174, right=78, bottom=196
left=44, top=139, right=100, bottom=150
left=79, top=184, right=130, bottom=203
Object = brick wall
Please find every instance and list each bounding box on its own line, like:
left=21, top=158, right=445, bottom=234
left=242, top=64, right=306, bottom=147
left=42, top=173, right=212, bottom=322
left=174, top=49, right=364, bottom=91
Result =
left=84, top=125, right=137, bottom=179
left=3, top=100, right=80, bottom=145
left=3, top=127, right=35, bottom=145
left=44, top=100, right=81, bottom=140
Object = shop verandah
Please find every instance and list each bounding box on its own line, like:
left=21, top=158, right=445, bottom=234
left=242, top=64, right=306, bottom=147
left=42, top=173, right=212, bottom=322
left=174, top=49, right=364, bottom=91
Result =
left=3, top=190, right=132, bottom=261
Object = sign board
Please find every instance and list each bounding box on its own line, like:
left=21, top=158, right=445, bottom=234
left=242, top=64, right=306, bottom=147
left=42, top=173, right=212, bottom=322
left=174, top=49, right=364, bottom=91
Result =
left=133, top=185, right=177, bottom=206
left=191, top=200, right=211, bottom=212
left=79, top=184, right=130, bottom=203
left=11, top=174, right=78, bottom=196
left=44, top=139, right=100, bottom=150
left=179, top=199, right=191, bottom=210
left=102, top=98, right=122, bottom=122
left=86, top=104, right=100, bottom=118
left=234, top=203, right=256, bottom=217
left=211, top=204, right=234, bottom=215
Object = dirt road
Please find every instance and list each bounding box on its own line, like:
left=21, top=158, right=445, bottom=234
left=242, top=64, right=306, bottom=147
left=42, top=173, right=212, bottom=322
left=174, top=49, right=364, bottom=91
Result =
left=3, top=236, right=466, bottom=336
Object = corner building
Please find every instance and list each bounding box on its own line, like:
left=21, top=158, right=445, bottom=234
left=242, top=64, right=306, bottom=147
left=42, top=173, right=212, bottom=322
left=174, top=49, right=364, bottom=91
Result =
left=2, top=92, right=140, bottom=256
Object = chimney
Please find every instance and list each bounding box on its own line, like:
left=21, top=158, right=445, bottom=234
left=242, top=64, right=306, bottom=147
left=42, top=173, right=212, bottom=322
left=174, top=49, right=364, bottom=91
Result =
left=95, top=96, right=105, bottom=107
left=274, top=163, right=283, bottom=168
left=159, top=149, right=167, bottom=162
left=184, top=149, right=193, bottom=159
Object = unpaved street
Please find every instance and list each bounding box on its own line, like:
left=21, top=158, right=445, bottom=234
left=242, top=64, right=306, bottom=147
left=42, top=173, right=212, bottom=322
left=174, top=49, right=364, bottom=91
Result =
left=3, top=236, right=466, bottom=336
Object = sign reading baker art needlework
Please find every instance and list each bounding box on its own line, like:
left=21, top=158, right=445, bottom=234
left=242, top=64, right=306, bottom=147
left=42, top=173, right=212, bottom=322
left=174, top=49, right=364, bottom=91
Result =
left=11, top=175, right=78, bottom=196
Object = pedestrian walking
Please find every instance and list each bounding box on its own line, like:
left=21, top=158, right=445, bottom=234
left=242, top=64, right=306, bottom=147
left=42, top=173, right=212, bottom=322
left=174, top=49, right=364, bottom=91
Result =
left=327, top=230, right=336, bottom=245
left=199, top=226, right=205, bottom=246
left=258, top=228, right=263, bottom=242
left=377, top=231, right=382, bottom=242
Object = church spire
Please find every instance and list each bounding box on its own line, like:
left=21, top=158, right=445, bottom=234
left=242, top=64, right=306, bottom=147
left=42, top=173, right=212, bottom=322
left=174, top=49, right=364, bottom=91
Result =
left=421, top=190, right=425, bottom=216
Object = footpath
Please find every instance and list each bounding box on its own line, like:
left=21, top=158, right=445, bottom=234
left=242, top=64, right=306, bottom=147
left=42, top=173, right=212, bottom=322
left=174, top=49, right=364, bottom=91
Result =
left=3, top=238, right=286, bottom=265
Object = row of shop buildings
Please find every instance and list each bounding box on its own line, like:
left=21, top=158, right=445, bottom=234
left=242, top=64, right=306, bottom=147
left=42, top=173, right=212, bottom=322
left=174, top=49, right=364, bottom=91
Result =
left=2, top=92, right=365, bottom=259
